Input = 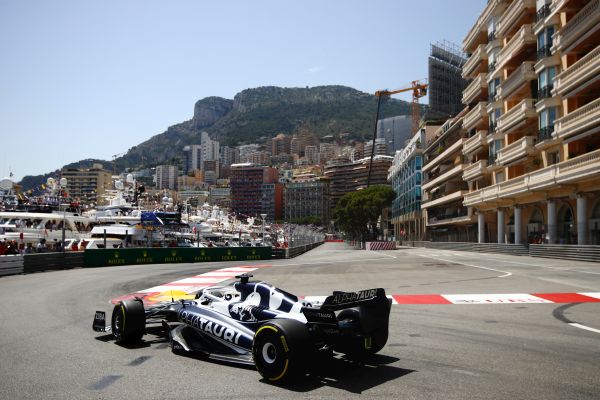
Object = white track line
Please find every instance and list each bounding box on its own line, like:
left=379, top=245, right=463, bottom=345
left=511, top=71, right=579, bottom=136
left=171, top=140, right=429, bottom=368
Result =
left=418, top=254, right=512, bottom=278
left=271, top=256, right=398, bottom=267
left=568, top=323, right=600, bottom=334
left=477, top=256, right=600, bottom=275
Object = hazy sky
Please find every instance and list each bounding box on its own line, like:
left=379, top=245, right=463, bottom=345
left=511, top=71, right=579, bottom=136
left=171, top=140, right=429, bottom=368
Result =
left=0, top=0, right=484, bottom=182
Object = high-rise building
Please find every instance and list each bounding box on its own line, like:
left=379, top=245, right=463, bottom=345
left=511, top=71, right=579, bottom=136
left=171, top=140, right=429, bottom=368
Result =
left=284, top=180, right=330, bottom=225
left=183, top=145, right=202, bottom=175
left=271, top=133, right=291, bottom=156
left=220, top=146, right=240, bottom=167
left=304, top=145, right=319, bottom=164
left=388, top=129, right=430, bottom=241
left=364, top=138, right=388, bottom=159
left=428, top=41, right=468, bottom=119
left=201, top=132, right=219, bottom=163
left=457, top=0, right=600, bottom=245
left=155, top=165, right=178, bottom=190
left=324, top=155, right=393, bottom=213
left=230, top=164, right=278, bottom=217
left=377, top=115, right=413, bottom=155
left=60, top=163, right=112, bottom=205
left=261, top=183, right=284, bottom=221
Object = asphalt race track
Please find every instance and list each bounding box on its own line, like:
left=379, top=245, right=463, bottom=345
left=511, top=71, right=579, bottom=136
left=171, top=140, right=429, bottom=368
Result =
left=1, top=242, right=599, bottom=399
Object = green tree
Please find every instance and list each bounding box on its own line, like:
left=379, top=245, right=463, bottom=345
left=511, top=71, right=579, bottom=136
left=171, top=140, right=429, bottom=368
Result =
left=333, top=185, right=395, bottom=241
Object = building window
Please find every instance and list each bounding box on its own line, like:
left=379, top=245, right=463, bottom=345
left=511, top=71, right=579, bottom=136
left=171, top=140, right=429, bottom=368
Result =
left=538, top=66, right=556, bottom=99
left=537, top=26, right=555, bottom=60
left=539, top=107, right=557, bottom=139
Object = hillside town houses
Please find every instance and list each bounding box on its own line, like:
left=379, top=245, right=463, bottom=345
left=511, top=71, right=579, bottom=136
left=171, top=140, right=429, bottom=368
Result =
left=47, top=0, right=598, bottom=247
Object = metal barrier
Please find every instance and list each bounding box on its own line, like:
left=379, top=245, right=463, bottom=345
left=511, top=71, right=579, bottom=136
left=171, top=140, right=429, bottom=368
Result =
left=529, top=244, right=600, bottom=262
left=409, top=241, right=529, bottom=256
left=0, top=255, right=25, bottom=276
left=23, top=252, right=85, bottom=273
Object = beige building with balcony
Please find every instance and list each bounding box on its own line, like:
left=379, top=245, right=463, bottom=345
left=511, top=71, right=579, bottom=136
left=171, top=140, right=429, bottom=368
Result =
left=459, top=0, right=600, bottom=245
left=420, top=112, right=477, bottom=241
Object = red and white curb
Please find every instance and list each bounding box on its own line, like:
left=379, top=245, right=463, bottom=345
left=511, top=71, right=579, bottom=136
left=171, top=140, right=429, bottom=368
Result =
left=110, top=264, right=600, bottom=307
left=110, top=265, right=270, bottom=304
left=302, top=293, right=600, bottom=305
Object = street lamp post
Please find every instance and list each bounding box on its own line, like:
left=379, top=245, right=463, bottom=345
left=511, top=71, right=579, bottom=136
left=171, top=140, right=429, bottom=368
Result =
left=260, top=213, right=267, bottom=247
left=59, top=177, right=68, bottom=252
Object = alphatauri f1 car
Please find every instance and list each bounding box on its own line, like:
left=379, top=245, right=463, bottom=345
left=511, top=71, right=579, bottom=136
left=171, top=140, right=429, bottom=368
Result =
left=93, top=274, right=391, bottom=382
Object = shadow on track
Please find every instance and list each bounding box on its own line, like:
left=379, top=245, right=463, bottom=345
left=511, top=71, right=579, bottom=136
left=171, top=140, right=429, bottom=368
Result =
left=95, top=326, right=415, bottom=392
left=279, top=354, right=415, bottom=394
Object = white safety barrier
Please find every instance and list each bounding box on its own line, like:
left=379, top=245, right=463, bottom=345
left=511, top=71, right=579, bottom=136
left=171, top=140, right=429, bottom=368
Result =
left=366, top=242, right=396, bottom=251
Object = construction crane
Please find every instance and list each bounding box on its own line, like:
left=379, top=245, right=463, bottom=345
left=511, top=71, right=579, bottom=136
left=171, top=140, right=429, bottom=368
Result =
left=367, top=80, right=428, bottom=187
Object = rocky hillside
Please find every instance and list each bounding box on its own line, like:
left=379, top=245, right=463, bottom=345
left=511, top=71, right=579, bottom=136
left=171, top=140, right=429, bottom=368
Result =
left=20, top=85, right=417, bottom=189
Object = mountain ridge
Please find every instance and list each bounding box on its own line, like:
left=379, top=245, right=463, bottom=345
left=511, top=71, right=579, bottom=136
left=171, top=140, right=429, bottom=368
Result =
left=19, top=85, right=417, bottom=191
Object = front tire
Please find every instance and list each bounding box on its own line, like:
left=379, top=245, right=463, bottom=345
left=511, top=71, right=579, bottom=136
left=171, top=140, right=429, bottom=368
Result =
left=252, top=319, right=309, bottom=383
left=111, top=299, right=145, bottom=345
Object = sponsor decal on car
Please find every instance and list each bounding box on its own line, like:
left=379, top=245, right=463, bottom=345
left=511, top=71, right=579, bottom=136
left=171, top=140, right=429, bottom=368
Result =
left=179, top=310, right=242, bottom=344
left=329, top=289, right=378, bottom=305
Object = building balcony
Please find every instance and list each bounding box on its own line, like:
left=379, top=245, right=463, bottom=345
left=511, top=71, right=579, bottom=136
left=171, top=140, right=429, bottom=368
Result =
left=462, top=45, right=488, bottom=79
left=554, top=97, right=600, bottom=141
left=462, top=73, right=488, bottom=104
left=463, top=102, right=488, bottom=132
left=496, top=98, right=537, bottom=135
left=556, top=148, right=600, bottom=184
left=554, top=44, right=600, bottom=98
left=497, top=0, right=536, bottom=38
left=423, top=139, right=465, bottom=173
left=463, top=130, right=488, bottom=156
left=535, top=125, right=561, bottom=150
left=422, top=190, right=468, bottom=209
left=496, top=24, right=536, bottom=70
left=497, top=61, right=537, bottom=100
left=497, top=136, right=537, bottom=165
left=422, top=164, right=465, bottom=191
left=553, top=0, right=600, bottom=54
left=464, top=148, right=600, bottom=206
left=464, top=0, right=507, bottom=52
left=463, top=159, right=489, bottom=181
left=427, top=212, right=477, bottom=227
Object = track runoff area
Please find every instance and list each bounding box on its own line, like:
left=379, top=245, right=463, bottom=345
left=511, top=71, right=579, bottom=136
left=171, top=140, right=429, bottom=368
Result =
left=112, top=261, right=600, bottom=334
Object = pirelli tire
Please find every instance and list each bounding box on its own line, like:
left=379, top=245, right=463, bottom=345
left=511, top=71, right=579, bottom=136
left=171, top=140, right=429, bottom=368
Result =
left=252, top=319, right=309, bottom=383
left=337, top=309, right=388, bottom=358
left=111, top=299, right=145, bottom=345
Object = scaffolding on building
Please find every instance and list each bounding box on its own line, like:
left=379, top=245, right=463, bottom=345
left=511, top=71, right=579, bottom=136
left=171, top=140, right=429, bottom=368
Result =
left=427, top=40, right=467, bottom=120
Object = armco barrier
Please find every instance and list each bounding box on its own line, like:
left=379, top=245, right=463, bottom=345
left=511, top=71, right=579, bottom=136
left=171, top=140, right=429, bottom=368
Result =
left=529, top=244, right=600, bottom=262
left=409, top=241, right=529, bottom=256
left=23, top=252, right=85, bottom=273
left=83, top=246, right=272, bottom=267
left=0, top=255, right=24, bottom=276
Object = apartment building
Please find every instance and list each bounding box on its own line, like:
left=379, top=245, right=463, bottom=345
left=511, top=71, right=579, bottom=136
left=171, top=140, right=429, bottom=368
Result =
left=420, top=112, right=476, bottom=242
left=284, top=180, right=330, bottom=225
left=60, top=164, right=112, bottom=205
left=388, top=129, right=428, bottom=241
left=155, top=165, right=178, bottom=190
left=460, top=0, right=600, bottom=245
left=229, top=164, right=278, bottom=218
left=324, top=155, right=393, bottom=213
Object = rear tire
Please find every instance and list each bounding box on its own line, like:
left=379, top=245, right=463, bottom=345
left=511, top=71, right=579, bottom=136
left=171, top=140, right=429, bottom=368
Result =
left=111, top=299, right=145, bottom=345
left=252, top=319, right=309, bottom=383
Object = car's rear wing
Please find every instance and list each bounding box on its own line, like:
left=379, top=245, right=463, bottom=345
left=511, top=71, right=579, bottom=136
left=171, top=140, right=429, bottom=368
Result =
left=320, top=288, right=388, bottom=311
